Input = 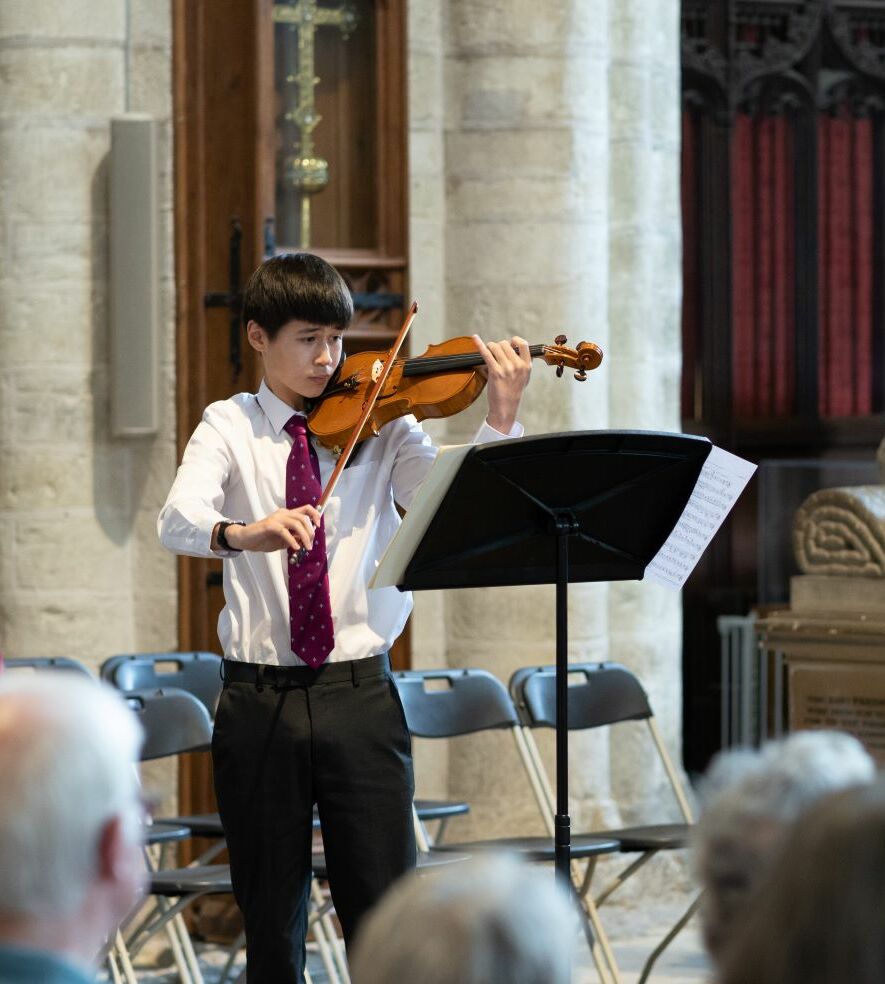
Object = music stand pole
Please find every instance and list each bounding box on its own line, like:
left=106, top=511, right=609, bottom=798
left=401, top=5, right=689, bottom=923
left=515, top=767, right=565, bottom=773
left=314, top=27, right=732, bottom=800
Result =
left=555, top=513, right=577, bottom=883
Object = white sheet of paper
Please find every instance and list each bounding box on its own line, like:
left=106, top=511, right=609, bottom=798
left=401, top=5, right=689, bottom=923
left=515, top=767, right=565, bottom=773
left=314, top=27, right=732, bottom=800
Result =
left=370, top=443, right=473, bottom=589
left=644, top=445, right=756, bottom=591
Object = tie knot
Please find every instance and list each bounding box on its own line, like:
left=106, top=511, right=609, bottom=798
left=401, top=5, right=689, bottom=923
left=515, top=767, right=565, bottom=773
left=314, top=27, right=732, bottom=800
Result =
left=285, top=415, right=308, bottom=438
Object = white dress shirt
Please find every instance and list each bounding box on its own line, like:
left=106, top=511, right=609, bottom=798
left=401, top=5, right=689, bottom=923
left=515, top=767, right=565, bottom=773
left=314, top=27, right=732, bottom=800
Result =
left=158, top=380, right=522, bottom=665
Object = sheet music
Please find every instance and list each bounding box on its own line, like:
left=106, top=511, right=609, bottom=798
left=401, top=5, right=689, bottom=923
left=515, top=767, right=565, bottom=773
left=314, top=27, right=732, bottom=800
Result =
left=370, top=443, right=472, bottom=589
left=644, top=445, right=756, bottom=591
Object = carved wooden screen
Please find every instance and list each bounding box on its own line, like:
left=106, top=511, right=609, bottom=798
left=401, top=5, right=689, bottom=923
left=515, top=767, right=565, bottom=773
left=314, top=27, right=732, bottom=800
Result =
left=680, top=0, right=885, bottom=772
left=682, top=0, right=885, bottom=431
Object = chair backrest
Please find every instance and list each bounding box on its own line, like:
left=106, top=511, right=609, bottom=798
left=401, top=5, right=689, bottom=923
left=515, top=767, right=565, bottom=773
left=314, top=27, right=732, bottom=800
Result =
left=101, top=651, right=222, bottom=717
left=393, top=669, right=520, bottom=737
left=511, top=663, right=653, bottom=730
left=125, top=687, right=213, bottom=761
left=3, top=657, right=93, bottom=677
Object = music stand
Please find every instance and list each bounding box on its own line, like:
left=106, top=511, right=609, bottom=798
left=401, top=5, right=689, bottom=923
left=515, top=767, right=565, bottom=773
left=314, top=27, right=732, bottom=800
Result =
left=392, top=430, right=712, bottom=882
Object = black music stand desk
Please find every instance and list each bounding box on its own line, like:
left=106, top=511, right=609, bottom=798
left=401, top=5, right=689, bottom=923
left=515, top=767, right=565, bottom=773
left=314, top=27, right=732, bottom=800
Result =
left=378, top=430, right=712, bottom=881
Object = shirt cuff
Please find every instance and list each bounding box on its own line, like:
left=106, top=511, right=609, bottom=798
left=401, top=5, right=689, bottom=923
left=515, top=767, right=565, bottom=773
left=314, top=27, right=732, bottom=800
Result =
left=475, top=419, right=524, bottom=443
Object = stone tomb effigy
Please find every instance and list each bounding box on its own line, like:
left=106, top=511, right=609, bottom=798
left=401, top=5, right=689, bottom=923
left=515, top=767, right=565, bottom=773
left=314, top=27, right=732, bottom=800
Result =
left=757, top=441, right=885, bottom=763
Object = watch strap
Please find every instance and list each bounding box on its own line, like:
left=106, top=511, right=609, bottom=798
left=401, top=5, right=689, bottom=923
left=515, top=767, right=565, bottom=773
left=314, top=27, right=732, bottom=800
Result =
left=217, top=520, right=245, bottom=552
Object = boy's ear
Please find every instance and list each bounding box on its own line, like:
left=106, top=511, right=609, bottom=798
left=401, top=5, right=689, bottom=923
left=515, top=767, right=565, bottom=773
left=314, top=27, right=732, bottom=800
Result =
left=246, top=320, right=269, bottom=353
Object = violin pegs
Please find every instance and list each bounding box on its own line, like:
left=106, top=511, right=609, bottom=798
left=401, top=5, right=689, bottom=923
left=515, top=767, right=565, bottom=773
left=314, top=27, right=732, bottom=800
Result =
left=555, top=334, right=567, bottom=346
left=556, top=365, right=564, bottom=378
left=574, top=370, right=587, bottom=382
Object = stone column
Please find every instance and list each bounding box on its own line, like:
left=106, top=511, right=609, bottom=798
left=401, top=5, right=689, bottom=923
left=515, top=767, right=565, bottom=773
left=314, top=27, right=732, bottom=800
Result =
left=408, top=0, right=686, bottom=886
left=440, top=1, right=614, bottom=838
left=606, top=0, right=687, bottom=847
left=408, top=0, right=451, bottom=797
left=0, top=2, right=177, bottom=673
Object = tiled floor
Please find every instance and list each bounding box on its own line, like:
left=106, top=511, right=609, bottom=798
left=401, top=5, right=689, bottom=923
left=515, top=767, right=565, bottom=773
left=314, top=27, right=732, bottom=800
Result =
left=117, top=895, right=710, bottom=983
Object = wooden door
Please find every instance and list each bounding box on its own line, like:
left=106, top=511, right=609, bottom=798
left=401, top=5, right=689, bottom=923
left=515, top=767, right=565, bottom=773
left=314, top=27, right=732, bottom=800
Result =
left=173, top=0, right=409, bottom=833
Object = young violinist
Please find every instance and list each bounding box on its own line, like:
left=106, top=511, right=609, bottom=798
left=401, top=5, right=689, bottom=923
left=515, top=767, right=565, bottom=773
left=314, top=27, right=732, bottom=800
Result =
left=157, top=252, right=532, bottom=983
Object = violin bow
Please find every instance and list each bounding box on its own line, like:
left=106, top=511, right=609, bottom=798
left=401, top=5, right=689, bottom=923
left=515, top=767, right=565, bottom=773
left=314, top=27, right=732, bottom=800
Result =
left=318, top=300, right=418, bottom=513
left=291, top=301, right=417, bottom=565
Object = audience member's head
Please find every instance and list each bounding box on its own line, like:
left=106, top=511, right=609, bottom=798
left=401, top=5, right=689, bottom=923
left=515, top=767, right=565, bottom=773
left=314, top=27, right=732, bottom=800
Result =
left=349, top=854, right=576, bottom=984
left=694, top=729, right=874, bottom=961
left=718, top=778, right=885, bottom=984
left=0, top=672, right=145, bottom=971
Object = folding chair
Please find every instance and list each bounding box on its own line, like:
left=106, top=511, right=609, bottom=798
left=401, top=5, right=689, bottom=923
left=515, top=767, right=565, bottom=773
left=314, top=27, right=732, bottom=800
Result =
left=101, top=652, right=228, bottom=841
left=510, top=662, right=697, bottom=983
left=100, top=654, right=467, bottom=843
left=113, top=686, right=230, bottom=984
left=101, top=651, right=223, bottom=717
left=393, top=668, right=624, bottom=984
left=3, top=656, right=93, bottom=676
left=102, top=656, right=415, bottom=984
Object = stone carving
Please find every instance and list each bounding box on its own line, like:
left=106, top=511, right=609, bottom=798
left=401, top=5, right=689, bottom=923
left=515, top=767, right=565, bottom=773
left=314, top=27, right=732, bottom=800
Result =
left=794, top=485, right=885, bottom=576
left=829, top=3, right=885, bottom=83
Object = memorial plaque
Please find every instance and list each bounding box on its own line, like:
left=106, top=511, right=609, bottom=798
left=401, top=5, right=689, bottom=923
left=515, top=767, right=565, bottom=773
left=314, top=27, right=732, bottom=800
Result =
left=789, top=662, right=885, bottom=764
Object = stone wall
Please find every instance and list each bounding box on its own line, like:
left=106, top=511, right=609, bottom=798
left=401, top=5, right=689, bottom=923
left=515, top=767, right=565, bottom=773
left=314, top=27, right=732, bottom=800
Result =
left=0, top=0, right=177, bottom=668
left=0, top=1, right=177, bottom=804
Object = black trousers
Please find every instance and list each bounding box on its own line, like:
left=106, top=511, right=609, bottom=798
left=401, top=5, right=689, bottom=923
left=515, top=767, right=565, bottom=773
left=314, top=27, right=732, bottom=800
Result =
left=212, top=654, right=416, bottom=984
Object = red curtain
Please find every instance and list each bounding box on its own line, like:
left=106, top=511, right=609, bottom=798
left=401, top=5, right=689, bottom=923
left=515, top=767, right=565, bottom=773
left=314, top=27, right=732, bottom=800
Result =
left=731, top=113, right=795, bottom=418
left=681, top=110, right=699, bottom=420
left=817, top=114, right=874, bottom=417
left=681, top=108, right=876, bottom=422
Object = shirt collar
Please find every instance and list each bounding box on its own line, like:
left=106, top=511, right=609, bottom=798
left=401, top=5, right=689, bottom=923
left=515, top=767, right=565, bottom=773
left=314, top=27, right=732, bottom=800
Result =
left=256, top=379, right=306, bottom=435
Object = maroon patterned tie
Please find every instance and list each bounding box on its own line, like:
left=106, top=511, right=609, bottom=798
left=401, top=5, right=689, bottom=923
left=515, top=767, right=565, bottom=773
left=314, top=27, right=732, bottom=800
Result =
left=284, top=415, right=334, bottom=667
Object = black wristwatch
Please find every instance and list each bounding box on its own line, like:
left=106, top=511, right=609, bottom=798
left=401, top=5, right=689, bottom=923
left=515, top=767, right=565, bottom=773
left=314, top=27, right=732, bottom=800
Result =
left=217, top=521, right=245, bottom=552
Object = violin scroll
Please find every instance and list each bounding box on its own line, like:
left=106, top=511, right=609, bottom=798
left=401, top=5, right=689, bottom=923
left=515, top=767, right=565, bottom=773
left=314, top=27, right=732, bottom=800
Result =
left=542, top=337, right=604, bottom=382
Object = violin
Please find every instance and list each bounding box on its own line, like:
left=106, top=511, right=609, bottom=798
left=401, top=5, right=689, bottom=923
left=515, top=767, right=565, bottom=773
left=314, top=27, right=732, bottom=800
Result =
left=307, top=332, right=603, bottom=452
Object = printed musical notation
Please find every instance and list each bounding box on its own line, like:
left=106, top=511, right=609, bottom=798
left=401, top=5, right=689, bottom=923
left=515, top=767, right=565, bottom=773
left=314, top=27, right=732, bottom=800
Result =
left=644, top=445, right=757, bottom=591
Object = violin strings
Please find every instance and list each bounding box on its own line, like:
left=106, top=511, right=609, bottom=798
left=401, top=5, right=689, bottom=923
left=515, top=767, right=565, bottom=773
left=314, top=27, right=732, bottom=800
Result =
left=329, top=344, right=550, bottom=389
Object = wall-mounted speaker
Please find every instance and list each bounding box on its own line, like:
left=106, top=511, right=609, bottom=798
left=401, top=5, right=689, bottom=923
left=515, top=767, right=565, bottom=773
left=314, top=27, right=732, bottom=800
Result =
left=109, top=113, right=160, bottom=437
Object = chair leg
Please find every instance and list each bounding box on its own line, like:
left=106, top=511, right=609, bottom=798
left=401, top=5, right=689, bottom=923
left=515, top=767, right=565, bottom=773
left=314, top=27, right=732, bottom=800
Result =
left=176, top=909, right=208, bottom=984
left=567, top=879, right=621, bottom=984
left=106, top=950, right=122, bottom=984
left=111, top=930, right=139, bottom=984
left=308, top=908, right=342, bottom=984
left=592, top=852, right=654, bottom=907
left=636, top=892, right=702, bottom=984
left=311, top=876, right=349, bottom=984
left=217, top=930, right=245, bottom=984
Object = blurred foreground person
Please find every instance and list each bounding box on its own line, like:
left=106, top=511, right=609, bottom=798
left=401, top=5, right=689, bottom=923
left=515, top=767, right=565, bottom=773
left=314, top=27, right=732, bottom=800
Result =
left=0, top=673, right=145, bottom=984
left=694, top=729, right=874, bottom=963
left=719, top=779, right=885, bottom=984
left=349, top=854, right=576, bottom=984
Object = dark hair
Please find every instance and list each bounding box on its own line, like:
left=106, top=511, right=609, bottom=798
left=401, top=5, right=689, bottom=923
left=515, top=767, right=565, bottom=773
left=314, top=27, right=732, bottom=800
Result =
left=242, top=252, right=353, bottom=338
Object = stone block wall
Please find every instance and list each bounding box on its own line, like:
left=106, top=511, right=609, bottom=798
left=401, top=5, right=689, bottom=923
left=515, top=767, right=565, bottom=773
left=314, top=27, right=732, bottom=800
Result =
left=0, top=1, right=177, bottom=669
left=0, top=1, right=177, bottom=806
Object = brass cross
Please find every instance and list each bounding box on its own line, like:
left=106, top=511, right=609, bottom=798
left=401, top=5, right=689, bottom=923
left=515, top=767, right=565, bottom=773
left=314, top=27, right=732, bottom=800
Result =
left=273, top=0, right=358, bottom=248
